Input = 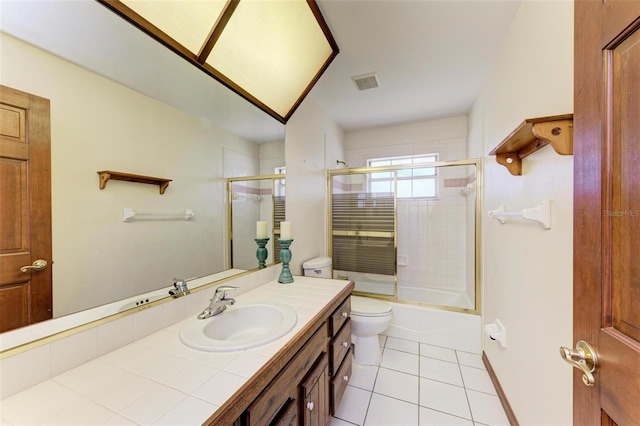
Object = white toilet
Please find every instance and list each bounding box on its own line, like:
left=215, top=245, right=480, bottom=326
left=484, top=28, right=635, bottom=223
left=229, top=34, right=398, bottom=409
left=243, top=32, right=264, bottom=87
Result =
left=350, top=295, right=393, bottom=365
left=302, top=256, right=332, bottom=278
left=302, top=257, right=394, bottom=366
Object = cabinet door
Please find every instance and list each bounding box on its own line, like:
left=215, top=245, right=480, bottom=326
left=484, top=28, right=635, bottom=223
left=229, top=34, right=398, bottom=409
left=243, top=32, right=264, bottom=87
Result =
left=301, top=355, right=329, bottom=426
left=246, top=325, right=328, bottom=425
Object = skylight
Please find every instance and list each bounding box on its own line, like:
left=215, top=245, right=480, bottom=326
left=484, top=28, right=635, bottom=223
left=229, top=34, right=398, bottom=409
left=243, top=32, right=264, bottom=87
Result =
left=97, top=0, right=339, bottom=123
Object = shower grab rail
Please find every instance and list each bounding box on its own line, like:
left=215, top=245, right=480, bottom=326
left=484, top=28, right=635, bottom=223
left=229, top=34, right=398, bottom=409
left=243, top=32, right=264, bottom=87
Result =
left=123, top=208, right=195, bottom=222
left=488, top=200, right=551, bottom=229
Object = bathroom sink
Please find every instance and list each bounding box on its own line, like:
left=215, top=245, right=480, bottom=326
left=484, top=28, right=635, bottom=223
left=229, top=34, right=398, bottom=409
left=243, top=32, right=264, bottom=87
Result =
left=179, top=302, right=297, bottom=352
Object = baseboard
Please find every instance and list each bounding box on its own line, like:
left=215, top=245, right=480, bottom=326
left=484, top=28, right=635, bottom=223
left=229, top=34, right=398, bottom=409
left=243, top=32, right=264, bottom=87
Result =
left=482, top=351, right=519, bottom=426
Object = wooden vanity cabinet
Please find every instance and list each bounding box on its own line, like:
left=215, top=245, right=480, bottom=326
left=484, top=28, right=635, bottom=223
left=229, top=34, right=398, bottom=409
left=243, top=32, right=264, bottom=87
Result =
left=203, top=285, right=353, bottom=426
left=328, top=296, right=352, bottom=415
left=244, top=324, right=328, bottom=426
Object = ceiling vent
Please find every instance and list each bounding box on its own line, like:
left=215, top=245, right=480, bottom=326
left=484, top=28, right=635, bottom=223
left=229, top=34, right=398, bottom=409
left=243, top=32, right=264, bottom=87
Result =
left=351, top=72, right=379, bottom=91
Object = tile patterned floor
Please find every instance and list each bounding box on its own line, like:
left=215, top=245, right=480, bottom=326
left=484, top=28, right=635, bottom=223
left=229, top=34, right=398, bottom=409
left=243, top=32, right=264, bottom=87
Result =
left=330, top=336, right=510, bottom=426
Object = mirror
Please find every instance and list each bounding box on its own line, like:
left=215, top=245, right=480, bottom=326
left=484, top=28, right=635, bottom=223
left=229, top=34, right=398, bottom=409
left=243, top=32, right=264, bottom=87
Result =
left=0, top=2, right=285, bottom=345
left=229, top=175, right=286, bottom=270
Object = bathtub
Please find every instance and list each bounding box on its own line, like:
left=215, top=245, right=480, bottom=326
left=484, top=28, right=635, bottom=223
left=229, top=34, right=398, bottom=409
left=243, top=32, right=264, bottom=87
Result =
left=335, top=269, right=473, bottom=310
left=333, top=270, right=394, bottom=295
left=397, top=286, right=474, bottom=310
left=334, top=269, right=480, bottom=353
left=385, top=301, right=481, bottom=353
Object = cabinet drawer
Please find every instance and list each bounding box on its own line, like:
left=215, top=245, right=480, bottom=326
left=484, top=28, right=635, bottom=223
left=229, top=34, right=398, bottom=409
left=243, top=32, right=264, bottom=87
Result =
left=272, top=398, right=297, bottom=426
left=330, top=348, right=352, bottom=415
left=330, top=319, right=351, bottom=375
left=246, top=324, right=328, bottom=426
left=329, top=297, right=350, bottom=336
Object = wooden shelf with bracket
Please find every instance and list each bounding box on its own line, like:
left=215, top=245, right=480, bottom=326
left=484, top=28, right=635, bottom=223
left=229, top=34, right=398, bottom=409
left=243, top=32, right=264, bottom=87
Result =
left=489, top=114, right=573, bottom=176
left=97, top=170, right=172, bottom=194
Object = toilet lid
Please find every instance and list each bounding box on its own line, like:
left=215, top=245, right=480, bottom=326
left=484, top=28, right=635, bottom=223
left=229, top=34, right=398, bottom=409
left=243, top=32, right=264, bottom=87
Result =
left=303, top=256, right=332, bottom=269
left=351, top=296, right=392, bottom=317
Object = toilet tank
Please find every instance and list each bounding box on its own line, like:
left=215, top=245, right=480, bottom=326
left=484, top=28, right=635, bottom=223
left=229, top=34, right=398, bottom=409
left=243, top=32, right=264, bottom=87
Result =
left=302, top=256, right=332, bottom=278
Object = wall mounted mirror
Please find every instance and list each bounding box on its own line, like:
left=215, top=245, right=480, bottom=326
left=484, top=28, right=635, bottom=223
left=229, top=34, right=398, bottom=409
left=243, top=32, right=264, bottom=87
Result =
left=228, top=175, right=286, bottom=270
left=0, top=2, right=285, bottom=347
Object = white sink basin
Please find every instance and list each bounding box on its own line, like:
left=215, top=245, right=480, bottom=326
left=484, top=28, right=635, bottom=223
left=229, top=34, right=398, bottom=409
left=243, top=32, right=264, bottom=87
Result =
left=179, top=302, right=297, bottom=352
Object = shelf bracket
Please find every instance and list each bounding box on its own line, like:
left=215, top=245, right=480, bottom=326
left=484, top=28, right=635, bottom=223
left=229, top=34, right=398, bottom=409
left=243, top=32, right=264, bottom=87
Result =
left=495, top=153, right=522, bottom=176
left=531, top=119, right=573, bottom=155
left=489, top=114, right=573, bottom=176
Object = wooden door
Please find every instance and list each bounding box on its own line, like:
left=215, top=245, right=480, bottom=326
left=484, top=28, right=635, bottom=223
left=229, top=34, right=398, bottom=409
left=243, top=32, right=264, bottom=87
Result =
left=0, top=85, right=52, bottom=332
left=574, top=2, right=640, bottom=425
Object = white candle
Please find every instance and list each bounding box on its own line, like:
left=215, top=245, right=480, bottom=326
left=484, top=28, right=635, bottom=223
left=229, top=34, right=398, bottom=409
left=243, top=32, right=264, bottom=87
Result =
left=280, top=221, right=292, bottom=240
left=256, top=221, right=268, bottom=239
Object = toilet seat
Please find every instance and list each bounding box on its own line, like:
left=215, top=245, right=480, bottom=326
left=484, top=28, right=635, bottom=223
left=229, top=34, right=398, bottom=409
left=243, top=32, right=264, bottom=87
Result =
left=351, top=296, right=392, bottom=317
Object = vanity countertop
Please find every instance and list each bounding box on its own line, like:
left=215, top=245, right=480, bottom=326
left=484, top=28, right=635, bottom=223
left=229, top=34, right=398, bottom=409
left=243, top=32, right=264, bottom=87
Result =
left=0, top=277, right=353, bottom=426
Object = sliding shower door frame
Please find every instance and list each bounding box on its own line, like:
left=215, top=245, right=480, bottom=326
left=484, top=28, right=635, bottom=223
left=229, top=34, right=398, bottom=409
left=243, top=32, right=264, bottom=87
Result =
left=226, top=174, right=283, bottom=270
left=327, top=158, right=483, bottom=315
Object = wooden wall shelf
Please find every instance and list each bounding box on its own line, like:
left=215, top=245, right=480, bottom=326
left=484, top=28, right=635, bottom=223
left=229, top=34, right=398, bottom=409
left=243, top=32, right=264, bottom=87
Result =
left=97, top=170, right=172, bottom=194
left=489, top=114, right=573, bottom=176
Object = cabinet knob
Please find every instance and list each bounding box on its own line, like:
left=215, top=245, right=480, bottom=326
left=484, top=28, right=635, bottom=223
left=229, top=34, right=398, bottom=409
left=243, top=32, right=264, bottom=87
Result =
left=342, top=341, right=349, bottom=348
left=341, top=311, right=348, bottom=318
left=343, top=375, right=349, bottom=382
left=307, top=401, right=314, bottom=411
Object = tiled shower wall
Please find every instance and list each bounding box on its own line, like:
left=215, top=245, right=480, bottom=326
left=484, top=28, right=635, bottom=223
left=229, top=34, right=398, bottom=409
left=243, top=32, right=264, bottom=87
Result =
left=344, top=121, right=473, bottom=300
left=397, top=167, right=470, bottom=294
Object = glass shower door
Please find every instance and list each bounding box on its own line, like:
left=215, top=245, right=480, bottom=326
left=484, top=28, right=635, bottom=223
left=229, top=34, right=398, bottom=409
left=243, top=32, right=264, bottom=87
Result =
left=329, top=159, right=480, bottom=313
left=330, top=171, right=396, bottom=296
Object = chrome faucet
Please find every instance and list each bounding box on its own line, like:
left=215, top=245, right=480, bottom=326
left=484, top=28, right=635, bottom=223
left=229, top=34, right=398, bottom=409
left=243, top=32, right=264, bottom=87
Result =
left=169, top=278, right=190, bottom=298
left=197, top=286, right=238, bottom=319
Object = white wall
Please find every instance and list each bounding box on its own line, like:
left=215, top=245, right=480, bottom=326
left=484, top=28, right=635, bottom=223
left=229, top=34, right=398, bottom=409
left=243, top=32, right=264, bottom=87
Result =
left=1, top=33, right=259, bottom=317
left=345, top=116, right=474, bottom=307
left=345, top=115, right=467, bottom=167
left=284, top=97, right=345, bottom=274
left=259, top=140, right=285, bottom=175
left=468, top=1, right=574, bottom=425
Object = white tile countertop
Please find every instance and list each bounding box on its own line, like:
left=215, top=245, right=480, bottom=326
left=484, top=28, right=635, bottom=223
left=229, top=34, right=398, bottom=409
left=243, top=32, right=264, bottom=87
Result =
left=0, top=277, right=352, bottom=426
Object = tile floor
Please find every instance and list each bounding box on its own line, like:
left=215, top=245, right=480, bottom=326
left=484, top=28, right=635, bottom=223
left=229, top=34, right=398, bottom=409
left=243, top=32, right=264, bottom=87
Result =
left=331, top=335, right=510, bottom=426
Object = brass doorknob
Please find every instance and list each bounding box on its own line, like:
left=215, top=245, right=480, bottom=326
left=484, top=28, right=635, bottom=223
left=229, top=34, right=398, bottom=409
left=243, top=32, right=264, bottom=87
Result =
left=20, top=259, right=48, bottom=273
left=559, top=340, right=599, bottom=386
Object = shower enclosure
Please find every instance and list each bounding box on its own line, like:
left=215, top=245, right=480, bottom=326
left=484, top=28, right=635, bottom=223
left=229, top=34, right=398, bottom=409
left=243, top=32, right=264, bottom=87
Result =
left=328, top=159, right=481, bottom=313
left=227, top=175, right=286, bottom=270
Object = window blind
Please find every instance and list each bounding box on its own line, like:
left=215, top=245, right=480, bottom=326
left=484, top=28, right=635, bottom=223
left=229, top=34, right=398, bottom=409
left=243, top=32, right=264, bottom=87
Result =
left=331, top=193, right=395, bottom=275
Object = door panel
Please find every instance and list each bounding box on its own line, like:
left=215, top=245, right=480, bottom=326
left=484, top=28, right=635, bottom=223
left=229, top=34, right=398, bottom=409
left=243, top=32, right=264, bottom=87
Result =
left=0, top=85, right=52, bottom=332
left=574, top=2, right=640, bottom=425
left=0, top=159, right=28, bottom=253
left=601, top=10, right=640, bottom=426
left=609, top=25, right=640, bottom=343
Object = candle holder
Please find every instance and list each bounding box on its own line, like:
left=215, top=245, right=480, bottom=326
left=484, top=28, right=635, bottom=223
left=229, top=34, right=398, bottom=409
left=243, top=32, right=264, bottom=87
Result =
left=277, top=239, right=294, bottom=284
left=254, top=238, right=270, bottom=269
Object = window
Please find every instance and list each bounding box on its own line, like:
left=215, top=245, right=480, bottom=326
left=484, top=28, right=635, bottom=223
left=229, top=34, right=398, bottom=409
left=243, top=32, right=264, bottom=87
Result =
left=368, top=154, right=438, bottom=198
left=274, top=166, right=285, bottom=197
